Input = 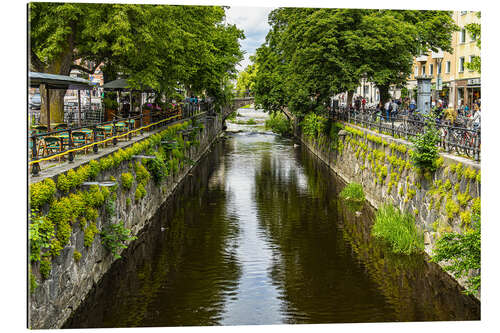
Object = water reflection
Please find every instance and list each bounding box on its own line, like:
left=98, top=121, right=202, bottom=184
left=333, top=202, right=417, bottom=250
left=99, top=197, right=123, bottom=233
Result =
left=65, top=123, right=479, bottom=328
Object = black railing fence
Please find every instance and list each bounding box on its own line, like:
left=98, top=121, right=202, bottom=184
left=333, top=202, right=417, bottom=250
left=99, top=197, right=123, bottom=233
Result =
left=29, top=102, right=212, bottom=176
left=332, top=106, right=480, bottom=161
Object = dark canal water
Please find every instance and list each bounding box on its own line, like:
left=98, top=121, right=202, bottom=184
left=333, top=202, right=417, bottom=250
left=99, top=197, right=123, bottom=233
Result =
left=64, top=119, right=479, bottom=328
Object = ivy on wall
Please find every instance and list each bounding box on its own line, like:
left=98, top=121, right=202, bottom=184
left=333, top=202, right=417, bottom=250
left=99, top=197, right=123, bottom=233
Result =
left=28, top=119, right=200, bottom=291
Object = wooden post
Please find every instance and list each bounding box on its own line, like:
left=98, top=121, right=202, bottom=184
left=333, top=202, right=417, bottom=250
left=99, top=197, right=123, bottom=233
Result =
left=46, top=85, right=51, bottom=132
left=89, top=88, right=92, bottom=119
left=129, top=89, right=132, bottom=119
left=78, top=89, right=82, bottom=126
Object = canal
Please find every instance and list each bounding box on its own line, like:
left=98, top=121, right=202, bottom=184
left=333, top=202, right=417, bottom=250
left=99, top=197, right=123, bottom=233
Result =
left=64, top=109, right=479, bottom=328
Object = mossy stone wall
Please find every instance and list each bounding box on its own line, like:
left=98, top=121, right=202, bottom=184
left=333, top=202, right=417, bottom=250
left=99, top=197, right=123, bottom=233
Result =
left=297, top=122, right=481, bottom=256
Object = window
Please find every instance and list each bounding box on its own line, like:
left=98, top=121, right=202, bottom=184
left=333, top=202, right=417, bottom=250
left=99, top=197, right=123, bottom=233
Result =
left=469, top=56, right=476, bottom=71
left=422, top=65, right=426, bottom=75
left=459, top=57, right=465, bottom=72
left=461, top=11, right=467, bottom=15
left=445, top=61, right=451, bottom=73
left=414, top=66, right=419, bottom=77
left=460, top=29, right=466, bottom=43
left=429, top=64, right=434, bottom=75
left=437, top=62, right=442, bottom=74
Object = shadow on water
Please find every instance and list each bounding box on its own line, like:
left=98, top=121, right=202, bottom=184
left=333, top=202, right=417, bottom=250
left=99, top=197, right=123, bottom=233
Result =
left=64, top=127, right=479, bottom=328
left=253, top=144, right=479, bottom=323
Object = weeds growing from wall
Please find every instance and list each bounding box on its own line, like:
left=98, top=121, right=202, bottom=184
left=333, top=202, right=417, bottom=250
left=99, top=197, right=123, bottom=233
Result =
left=372, top=204, right=424, bottom=255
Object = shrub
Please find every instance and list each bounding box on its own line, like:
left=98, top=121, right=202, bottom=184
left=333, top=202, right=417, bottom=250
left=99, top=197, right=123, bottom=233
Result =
left=432, top=220, right=480, bottom=296
left=145, top=155, right=168, bottom=185
left=40, top=257, right=52, bottom=280
left=29, top=268, right=38, bottom=294
left=339, top=182, right=365, bottom=202
left=302, top=113, right=327, bottom=138
left=134, top=161, right=150, bottom=184
left=121, top=172, right=134, bottom=190
left=29, top=178, right=57, bottom=211
left=372, top=204, right=424, bottom=255
left=265, top=112, right=292, bottom=136
left=135, top=183, right=146, bottom=202
left=410, top=116, right=440, bottom=173
left=84, top=222, right=99, bottom=248
left=29, top=213, right=55, bottom=263
left=73, top=250, right=82, bottom=262
left=100, top=221, right=137, bottom=259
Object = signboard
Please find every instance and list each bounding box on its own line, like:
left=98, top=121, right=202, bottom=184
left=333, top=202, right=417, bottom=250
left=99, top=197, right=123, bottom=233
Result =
left=436, top=77, right=443, bottom=91
left=467, top=78, right=481, bottom=86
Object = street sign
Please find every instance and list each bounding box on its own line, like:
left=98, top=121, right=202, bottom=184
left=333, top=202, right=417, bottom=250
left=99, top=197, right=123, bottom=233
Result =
left=436, top=77, right=443, bottom=91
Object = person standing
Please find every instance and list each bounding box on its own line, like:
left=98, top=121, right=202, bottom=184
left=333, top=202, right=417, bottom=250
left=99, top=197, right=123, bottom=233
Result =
left=384, top=100, right=392, bottom=121
left=391, top=99, right=398, bottom=120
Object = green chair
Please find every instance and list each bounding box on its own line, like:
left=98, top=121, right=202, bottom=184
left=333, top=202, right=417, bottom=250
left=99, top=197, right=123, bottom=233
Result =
left=72, top=131, right=90, bottom=154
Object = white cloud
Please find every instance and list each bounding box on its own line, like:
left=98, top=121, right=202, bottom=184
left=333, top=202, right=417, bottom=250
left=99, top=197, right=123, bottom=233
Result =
left=225, top=6, right=275, bottom=71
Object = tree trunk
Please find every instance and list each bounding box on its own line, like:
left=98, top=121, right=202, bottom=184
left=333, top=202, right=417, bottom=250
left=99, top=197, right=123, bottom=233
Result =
left=40, top=87, right=65, bottom=124
left=36, top=27, right=75, bottom=126
left=347, top=90, right=354, bottom=108
left=378, top=85, right=391, bottom=106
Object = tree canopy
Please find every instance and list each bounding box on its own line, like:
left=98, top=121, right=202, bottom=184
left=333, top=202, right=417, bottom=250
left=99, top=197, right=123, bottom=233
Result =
left=465, top=12, right=481, bottom=73
left=235, top=62, right=257, bottom=97
left=29, top=3, right=244, bottom=122
left=253, top=8, right=458, bottom=117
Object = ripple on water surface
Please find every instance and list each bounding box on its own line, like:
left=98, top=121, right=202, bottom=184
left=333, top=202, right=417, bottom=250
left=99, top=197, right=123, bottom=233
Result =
left=64, top=112, right=480, bottom=328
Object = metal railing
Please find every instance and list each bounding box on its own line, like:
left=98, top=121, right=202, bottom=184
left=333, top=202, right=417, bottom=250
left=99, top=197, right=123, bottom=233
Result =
left=29, top=103, right=211, bottom=176
left=334, top=107, right=481, bottom=161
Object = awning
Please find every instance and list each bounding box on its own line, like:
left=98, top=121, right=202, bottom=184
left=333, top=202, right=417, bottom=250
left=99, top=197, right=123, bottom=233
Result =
left=103, top=78, right=154, bottom=92
left=29, top=72, right=92, bottom=90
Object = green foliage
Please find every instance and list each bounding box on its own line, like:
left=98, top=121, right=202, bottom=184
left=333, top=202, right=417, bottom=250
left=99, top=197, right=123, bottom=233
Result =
left=145, top=155, right=168, bottom=185
left=265, top=112, right=292, bottom=136
left=120, top=172, right=134, bottom=190
left=73, top=250, right=82, bottom=262
left=445, top=197, right=459, bottom=219
left=410, top=117, right=440, bottom=173
left=236, top=63, right=257, bottom=97
left=464, top=12, right=481, bottom=73
left=134, top=161, right=150, bottom=185
left=30, top=178, right=56, bottom=211
left=253, top=8, right=457, bottom=115
left=435, top=157, right=444, bottom=169
left=432, top=220, right=480, bottom=296
left=135, top=183, right=146, bottom=202
left=88, top=160, right=101, bottom=180
left=40, top=258, right=51, bottom=280
left=100, top=221, right=137, bottom=259
left=84, top=222, right=99, bottom=248
left=30, top=3, right=243, bottom=119
left=29, top=212, right=55, bottom=263
left=29, top=268, right=38, bottom=294
left=126, top=197, right=131, bottom=209
left=302, top=113, right=327, bottom=139
left=339, top=182, right=365, bottom=202
left=372, top=204, right=424, bottom=255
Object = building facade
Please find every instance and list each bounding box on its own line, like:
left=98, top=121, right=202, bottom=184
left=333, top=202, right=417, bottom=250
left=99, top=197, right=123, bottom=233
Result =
left=406, top=11, right=480, bottom=110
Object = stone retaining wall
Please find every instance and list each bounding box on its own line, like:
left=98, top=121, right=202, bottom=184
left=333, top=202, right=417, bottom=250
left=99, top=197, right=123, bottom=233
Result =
left=296, top=122, right=481, bottom=256
left=28, top=114, right=225, bottom=329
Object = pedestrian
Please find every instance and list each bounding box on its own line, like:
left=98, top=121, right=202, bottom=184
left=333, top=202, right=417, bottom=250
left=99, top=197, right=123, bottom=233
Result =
left=391, top=99, right=398, bottom=120
left=384, top=100, right=392, bottom=121
left=472, top=107, right=480, bottom=130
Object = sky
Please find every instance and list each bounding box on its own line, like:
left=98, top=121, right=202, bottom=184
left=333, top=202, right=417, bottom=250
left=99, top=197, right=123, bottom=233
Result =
left=225, top=6, right=275, bottom=72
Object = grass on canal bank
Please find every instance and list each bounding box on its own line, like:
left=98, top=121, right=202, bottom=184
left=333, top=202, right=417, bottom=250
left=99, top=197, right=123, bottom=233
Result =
left=265, top=112, right=292, bottom=136
left=372, top=204, right=424, bottom=255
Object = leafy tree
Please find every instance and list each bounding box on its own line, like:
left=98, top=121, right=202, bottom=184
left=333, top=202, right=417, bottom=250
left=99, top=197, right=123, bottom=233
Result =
left=432, top=218, right=480, bottom=296
left=465, top=12, right=481, bottom=73
left=236, top=63, right=257, bottom=97
left=29, top=3, right=243, bottom=123
left=253, top=8, right=458, bottom=116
